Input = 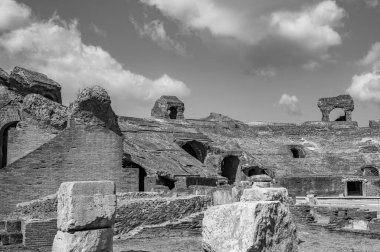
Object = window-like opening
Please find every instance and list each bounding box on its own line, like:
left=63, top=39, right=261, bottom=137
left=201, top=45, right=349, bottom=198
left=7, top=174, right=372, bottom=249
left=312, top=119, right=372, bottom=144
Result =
left=181, top=140, right=207, bottom=163
left=330, top=108, right=346, bottom=121
left=221, top=155, right=240, bottom=185
left=243, top=166, right=267, bottom=177
left=290, top=146, right=306, bottom=158
left=43, top=94, right=54, bottom=101
left=362, top=166, right=379, bottom=176
left=122, top=158, right=147, bottom=192
left=347, top=181, right=363, bottom=196
left=168, top=107, right=178, bottom=119
left=1, top=122, right=18, bottom=168
left=157, top=176, right=175, bottom=190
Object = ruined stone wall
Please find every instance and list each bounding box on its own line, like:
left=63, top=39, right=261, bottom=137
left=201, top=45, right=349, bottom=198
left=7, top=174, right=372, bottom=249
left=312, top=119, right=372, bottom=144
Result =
left=7, top=122, right=56, bottom=165
left=280, top=176, right=344, bottom=196
left=0, top=124, right=124, bottom=214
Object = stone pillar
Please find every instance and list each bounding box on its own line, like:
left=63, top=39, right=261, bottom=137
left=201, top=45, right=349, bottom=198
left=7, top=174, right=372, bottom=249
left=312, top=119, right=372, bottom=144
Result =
left=321, top=110, right=330, bottom=122
left=52, top=181, right=116, bottom=252
left=345, top=110, right=352, bottom=121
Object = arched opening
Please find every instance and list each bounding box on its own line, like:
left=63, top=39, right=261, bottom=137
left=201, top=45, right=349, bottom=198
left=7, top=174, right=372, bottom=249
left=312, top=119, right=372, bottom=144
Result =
left=243, top=166, right=267, bottom=177
left=330, top=108, right=346, bottom=121
left=157, top=176, right=175, bottom=190
left=43, top=94, right=54, bottom=101
left=290, top=146, right=306, bottom=158
left=1, top=121, right=18, bottom=168
left=180, top=140, right=207, bottom=163
left=122, top=158, right=147, bottom=192
left=362, top=166, right=379, bottom=176
left=168, top=107, right=178, bottom=119
left=221, top=155, right=240, bottom=185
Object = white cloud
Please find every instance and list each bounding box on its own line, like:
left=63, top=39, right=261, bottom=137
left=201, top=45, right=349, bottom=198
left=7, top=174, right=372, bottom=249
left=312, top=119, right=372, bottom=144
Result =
left=364, top=0, right=379, bottom=7
left=0, top=1, right=190, bottom=114
left=359, top=42, right=380, bottom=66
left=347, top=71, right=380, bottom=105
left=130, top=18, right=186, bottom=56
left=0, top=0, right=31, bottom=33
left=140, top=0, right=346, bottom=71
left=347, top=42, right=380, bottom=105
left=277, top=94, right=302, bottom=115
left=89, top=23, right=107, bottom=37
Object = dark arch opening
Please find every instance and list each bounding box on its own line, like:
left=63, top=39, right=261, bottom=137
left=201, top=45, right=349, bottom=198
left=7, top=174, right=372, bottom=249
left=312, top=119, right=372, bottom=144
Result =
left=122, top=158, right=147, bottom=191
left=362, top=166, right=379, bottom=176
left=243, top=166, right=267, bottom=177
left=290, top=147, right=306, bottom=158
left=1, top=121, right=18, bottom=168
left=168, top=107, right=177, bottom=119
left=221, top=155, right=240, bottom=185
left=181, top=140, right=207, bottom=163
left=157, top=176, right=175, bottom=190
left=330, top=108, right=346, bottom=121
left=43, top=94, right=54, bottom=101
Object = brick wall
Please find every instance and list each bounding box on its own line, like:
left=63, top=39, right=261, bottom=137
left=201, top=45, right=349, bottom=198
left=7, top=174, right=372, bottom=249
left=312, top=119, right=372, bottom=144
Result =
left=22, top=218, right=56, bottom=248
left=7, top=122, right=56, bottom=166
left=280, top=176, right=344, bottom=196
left=0, top=123, right=125, bottom=214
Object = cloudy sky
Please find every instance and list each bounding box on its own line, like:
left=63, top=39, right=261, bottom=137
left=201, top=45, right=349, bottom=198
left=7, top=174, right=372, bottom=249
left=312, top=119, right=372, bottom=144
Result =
left=0, top=0, right=380, bottom=125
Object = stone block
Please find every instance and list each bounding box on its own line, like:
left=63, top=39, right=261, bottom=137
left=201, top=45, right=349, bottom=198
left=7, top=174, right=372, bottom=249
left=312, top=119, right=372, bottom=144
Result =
left=0, top=221, right=5, bottom=231
left=240, top=186, right=288, bottom=203
left=5, top=220, right=21, bottom=232
left=202, top=201, right=298, bottom=252
left=57, top=181, right=116, bottom=232
left=52, top=228, right=113, bottom=252
left=0, top=232, right=23, bottom=245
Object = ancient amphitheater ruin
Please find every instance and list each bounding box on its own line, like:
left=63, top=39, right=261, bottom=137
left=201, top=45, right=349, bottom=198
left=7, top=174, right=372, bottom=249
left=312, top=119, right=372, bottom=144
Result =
left=1, top=66, right=380, bottom=251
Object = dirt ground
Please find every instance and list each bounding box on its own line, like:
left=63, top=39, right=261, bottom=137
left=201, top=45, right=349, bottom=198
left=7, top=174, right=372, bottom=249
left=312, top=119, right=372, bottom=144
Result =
left=113, top=224, right=380, bottom=252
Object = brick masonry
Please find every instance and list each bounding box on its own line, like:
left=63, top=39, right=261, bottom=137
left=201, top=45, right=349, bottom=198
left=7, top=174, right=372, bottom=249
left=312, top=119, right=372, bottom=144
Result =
left=0, top=123, right=124, bottom=214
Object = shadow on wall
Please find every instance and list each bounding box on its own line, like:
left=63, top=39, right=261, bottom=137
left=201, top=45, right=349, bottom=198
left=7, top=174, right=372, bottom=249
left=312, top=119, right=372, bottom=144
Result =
left=180, top=140, right=207, bottom=163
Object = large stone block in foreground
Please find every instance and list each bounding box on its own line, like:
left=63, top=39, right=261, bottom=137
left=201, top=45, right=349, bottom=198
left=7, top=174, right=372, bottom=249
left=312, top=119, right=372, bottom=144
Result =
left=240, top=186, right=288, bottom=203
left=57, top=181, right=116, bottom=232
left=202, top=201, right=297, bottom=252
left=52, top=228, right=113, bottom=252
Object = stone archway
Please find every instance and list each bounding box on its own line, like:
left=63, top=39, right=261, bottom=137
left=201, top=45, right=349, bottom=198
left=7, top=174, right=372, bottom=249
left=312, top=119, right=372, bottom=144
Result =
left=221, top=155, right=240, bottom=185
left=168, top=107, right=178, bottom=119
left=180, top=140, right=207, bottom=163
left=317, top=95, right=354, bottom=122
left=0, top=121, right=19, bottom=168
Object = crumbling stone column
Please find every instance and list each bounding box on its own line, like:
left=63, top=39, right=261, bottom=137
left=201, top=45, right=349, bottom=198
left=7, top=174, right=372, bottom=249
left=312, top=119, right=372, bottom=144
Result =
left=202, top=185, right=297, bottom=252
left=52, top=181, right=116, bottom=252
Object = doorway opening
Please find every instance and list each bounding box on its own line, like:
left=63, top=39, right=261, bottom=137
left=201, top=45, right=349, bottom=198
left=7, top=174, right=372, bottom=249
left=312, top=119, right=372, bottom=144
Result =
left=330, top=108, right=346, bottom=121
left=168, top=107, right=178, bottom=119
left=221, top=155, right=240, bottom=185
left=347, top=181, right=363, bottom=196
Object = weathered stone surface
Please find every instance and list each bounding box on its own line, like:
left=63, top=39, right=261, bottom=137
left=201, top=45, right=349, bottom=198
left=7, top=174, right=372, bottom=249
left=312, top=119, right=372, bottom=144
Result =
left=240, top=186, right=288, bottom=203
left=151, top=95, right=185, bottom=119
left=317, top=95, right=354, bottom=121
left=0, top=68, right=9, bottom=85
left=22, top=94, right=68, bottom=130
left=57, top=181, right=116, bottom=232
left=202, top=201, right=298, bottom=252
left=69, top=85, right=121, bottom=135
left=9, top=66, right=62, bottom=103
left=369, top=120, right=380, bottom=128
left=52, top=228, right=113, bottom=252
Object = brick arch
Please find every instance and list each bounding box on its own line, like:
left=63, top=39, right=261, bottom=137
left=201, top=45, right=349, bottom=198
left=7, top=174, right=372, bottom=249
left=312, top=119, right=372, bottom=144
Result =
left=179, top=140, right=207, bottom=163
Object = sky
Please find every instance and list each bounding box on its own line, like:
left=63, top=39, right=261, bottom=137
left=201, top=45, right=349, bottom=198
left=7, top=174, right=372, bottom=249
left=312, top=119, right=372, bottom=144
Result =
left=0, top=0, right=380, bottom=126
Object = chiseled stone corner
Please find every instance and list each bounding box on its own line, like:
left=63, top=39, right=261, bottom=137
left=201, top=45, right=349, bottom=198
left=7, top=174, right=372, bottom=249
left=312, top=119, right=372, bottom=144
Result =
left=57, top=181, right=116, bottom=232
left=240, top=186, right=288, bottom=203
